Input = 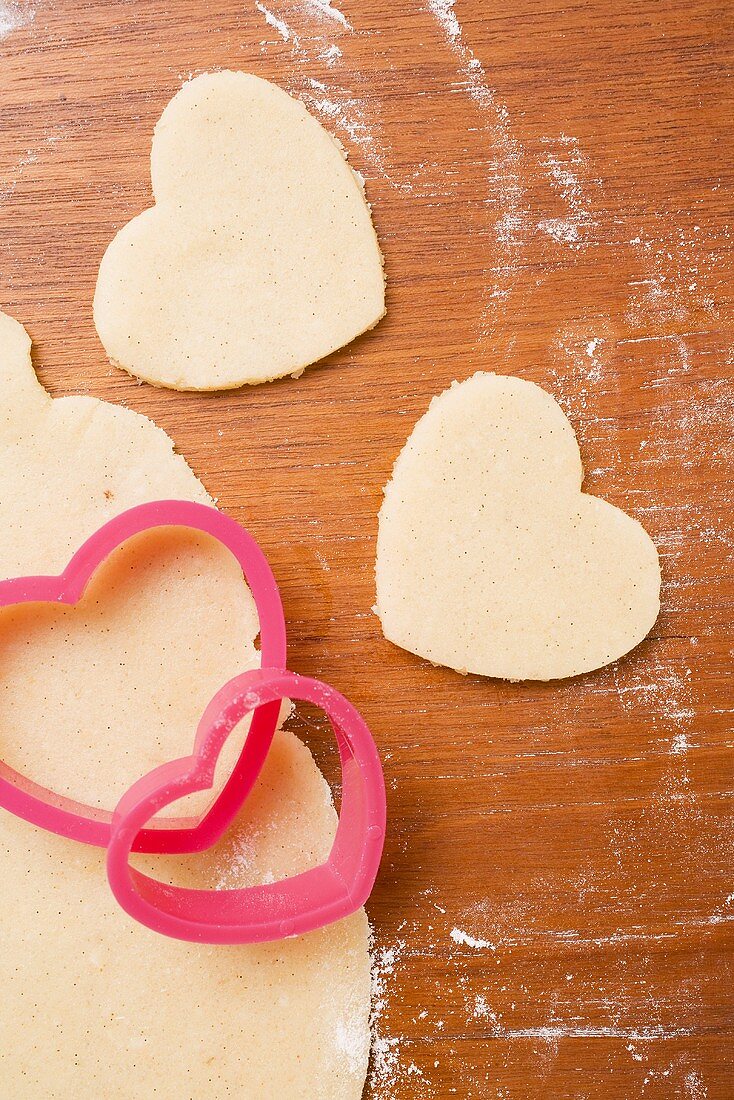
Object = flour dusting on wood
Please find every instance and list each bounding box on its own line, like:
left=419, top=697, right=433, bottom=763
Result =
left=255, top=1, right=295, bottom=43
left=253, top=0, right=405, bottom=187
left=369, top=926, right=435, bottom=1098
left=537, top=134, right=600, bottom=249
left=306, top=0, right=351, bottom=30
left=428, top=0, right=525, bottom=308
left=0, top=1, right=34, bottom=40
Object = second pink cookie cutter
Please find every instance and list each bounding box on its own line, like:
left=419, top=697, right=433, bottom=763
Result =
left=107, top=667, right=386, bottom=943
left=0, top=500, right=286, bottom=854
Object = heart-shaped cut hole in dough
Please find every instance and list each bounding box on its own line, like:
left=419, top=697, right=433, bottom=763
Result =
left=0, top=501, right=286, bottom=852
left=94, top=70, right=386, bottom=391
left=0, top=311, right=274, bottom=846
left=376, top=372, right=661, bottom=680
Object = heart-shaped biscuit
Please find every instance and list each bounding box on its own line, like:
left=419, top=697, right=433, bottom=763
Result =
left=94, top=70, right=386, bottom=390
left=375, top=372, right=661, bottom=680
left=0, top=500, right=286, bottom=852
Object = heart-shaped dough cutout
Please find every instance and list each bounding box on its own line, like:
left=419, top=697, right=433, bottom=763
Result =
left=376, top=372, right=661, bottom=680
left=94, top=70, right=386, bottom=390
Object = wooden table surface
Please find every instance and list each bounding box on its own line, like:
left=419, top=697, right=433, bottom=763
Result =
left=0, top=1, right=732, bottom=1097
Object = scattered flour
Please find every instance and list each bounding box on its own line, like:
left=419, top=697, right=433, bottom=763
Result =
left=670, top=732, right=691, bottom=755
left=613, top=653, right=695, bottom=731
left=472, top=994, right=499, bottom=1023
left=0, top=124, right=69, bottom=204
left=301, top=81, right=389, bottom=177
left=537, top=134, right=598, bottom=250
left=427, top=4, right=604, bottom=325
left=369, top=930, right=432, bottom=1098
left=626, top=225, right=718, bottom=333
left=320, top=42, right=342, bottom=65
left=306, top=0, right=351, bottom=30
left=705, top=892, right=734, bottom=927
left=428, top=0, right=525, bottom=307
left=253, top=0, right=407, bottom=187
left=450, top=926, right=496, bottom=951
left=427, top=0, right=461, bottom=42
left=0, top=148, right=38, bottom=202
left=684, top=1069, right=708, bottom=1100
left=549, top=329, right=607, bottom=417
left=334, top=1010, right=370, bottom=1079
left=255, top=1, right=295, bottom=43
left=0, top=1, right=34, bottom=40
left=368, top=893, right=712, bottom=1095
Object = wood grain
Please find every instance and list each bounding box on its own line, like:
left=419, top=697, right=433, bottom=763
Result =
left=0, top=1, right=731, bottom=1097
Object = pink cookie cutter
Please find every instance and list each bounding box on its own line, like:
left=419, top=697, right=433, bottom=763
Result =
left=107, top=667, right=386, bottom=943
left=0, top=500, right=286, bottom=854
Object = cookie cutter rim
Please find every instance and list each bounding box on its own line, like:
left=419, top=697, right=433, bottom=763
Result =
left=107, top=667, right=386, bottom=943
left=0, top=500, right=286, bottom=854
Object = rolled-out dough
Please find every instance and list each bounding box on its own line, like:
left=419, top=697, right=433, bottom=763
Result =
left=375, top=372, right=661, bottom=681
left=94, top=70, right=386, bottom=391
left=0, top=311, right=370, bottom=1097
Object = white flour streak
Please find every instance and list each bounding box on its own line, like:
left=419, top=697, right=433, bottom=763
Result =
left=302, top=84, right=387, bottom=174
left=307, top=0, right=351, bottom=29
left=538, top=135, right=598, bottom=250
left=0, top=2, right=34, bottom=39
left=428, top=0, right=460, bottom=41
left=302, top=83, right=426, bottom=191
left=613, top=655, right=695, bottom=731
left=369, top=929, right=432, bottom=1098
left=487, top=1023, right=694, bottom=1040
left=253, top=1, right=409, bottom=187
left=450, top=926, right=497, bottom=951
left=255, top=1, right=295, bottom=42
left=319, top=42, right=342, bottom=64
left=427, top=0, right=525, bottom=308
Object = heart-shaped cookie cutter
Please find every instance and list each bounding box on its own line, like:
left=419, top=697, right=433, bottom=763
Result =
left=107, top=667, right=386, bottom=943
left=0, top=500, right=286, bottom=854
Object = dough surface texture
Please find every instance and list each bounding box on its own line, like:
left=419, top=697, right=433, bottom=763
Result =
left=376, top=372, right=660, bottom=681
left=94, top=70, right=385, bottom=390
left=0, top=311, right=370, bottom=1098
